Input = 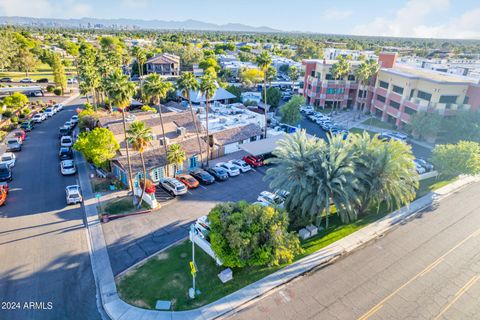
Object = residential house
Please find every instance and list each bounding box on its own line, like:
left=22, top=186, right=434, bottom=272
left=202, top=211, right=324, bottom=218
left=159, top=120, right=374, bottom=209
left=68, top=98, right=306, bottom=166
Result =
left=211, top=123, right=263, bottom=156
left=145, top=53, right=180, bottom=76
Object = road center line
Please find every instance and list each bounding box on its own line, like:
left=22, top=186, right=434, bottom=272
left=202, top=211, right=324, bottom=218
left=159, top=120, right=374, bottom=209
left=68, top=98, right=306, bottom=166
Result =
left=433, top=275, right=480, bottom=320
left=357, top=227, right=480, bottom=320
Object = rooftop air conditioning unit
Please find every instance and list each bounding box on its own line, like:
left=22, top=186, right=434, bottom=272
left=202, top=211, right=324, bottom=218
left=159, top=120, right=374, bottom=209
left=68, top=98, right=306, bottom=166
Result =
left=159, top=137, right=170, bottom=146
left=176, top=127, right=187, bottom=136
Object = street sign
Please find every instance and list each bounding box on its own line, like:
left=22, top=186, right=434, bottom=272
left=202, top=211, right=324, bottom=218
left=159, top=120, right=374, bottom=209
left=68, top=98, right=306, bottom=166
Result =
left=190, top=261, right=196, bottom=275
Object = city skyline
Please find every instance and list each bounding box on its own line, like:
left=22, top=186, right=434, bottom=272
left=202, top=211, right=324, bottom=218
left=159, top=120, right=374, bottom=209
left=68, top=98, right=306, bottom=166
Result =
left=0, top=0, right=480, bottom=39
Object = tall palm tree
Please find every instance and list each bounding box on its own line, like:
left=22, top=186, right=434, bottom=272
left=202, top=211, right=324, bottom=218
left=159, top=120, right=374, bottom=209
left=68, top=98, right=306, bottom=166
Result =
left=330, top=56, right=351, bottom=115
left=126, top=121, right=153, bottom=208
left=104, top=69, right=136, bottom=192
left=177, top=72, right=204, bottom=167
left=256, top=51, right=272, bottom=138
left=354, top=59, right=378, bottom=117
left=199, top=73, right=217, bottom=166
left=131, top=46, right=147, bottom=96
left=267, top=130, right=358, bottom=228
left=348, top=132, right=419, bottom=214
left=167, top=144, right=186, bottom=177
left=143, top=73, right=174, bottom=156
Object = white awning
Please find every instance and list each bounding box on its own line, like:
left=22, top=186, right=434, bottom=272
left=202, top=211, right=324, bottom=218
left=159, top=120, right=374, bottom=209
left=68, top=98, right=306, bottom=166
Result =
left=239, top=133, right=286, bottom=156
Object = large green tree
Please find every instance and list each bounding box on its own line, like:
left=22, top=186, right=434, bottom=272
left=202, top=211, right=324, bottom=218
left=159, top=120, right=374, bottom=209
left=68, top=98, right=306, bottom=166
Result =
left=52, top=53, right=67, bottom=94
left=408, top=111, right=443, bottom=141
left=74, top=128, right=119, bottom=168
left=431, top=141, right=480, bottom=177
left=265, top=87, right=282, bottom=109
left=166, top=144, right=186, bottom=177
left=208, top=201, right=302, bottom=268
left=280, top=95, right=304, bottom=125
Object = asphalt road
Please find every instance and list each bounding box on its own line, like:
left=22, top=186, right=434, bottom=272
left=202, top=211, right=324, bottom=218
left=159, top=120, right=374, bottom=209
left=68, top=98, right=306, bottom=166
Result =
left=0, top=98, right=101, bottom=320
left=227, top=181, right=480, bottom=320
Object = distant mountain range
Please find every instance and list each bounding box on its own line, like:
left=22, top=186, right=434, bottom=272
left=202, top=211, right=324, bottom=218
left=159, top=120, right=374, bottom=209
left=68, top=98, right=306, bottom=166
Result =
left=0, top=16, right=281, bottom=33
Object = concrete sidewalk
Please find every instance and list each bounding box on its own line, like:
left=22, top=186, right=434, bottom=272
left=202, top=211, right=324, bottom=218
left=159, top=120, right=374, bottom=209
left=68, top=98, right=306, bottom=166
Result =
left=78, top=144, right=479, bottom=320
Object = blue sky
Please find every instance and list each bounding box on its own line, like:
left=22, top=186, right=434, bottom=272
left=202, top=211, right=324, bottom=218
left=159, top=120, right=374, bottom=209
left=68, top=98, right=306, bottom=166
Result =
left=1, top=0, right=480, bottom=39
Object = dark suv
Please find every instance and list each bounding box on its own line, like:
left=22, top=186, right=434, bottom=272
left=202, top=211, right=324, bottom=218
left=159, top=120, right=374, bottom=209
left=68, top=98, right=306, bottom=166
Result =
left=0, top=164, right=12, bottom=182
left=59, top=147, right=73, bottom=160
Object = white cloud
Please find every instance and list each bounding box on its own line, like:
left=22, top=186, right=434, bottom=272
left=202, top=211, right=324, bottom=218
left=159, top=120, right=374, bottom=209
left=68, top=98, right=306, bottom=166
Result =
left=351, top=0, right=480, bottom=39
left=322, top=9, right=352, bottom=21
left=0, top=0, right=92, bottom=18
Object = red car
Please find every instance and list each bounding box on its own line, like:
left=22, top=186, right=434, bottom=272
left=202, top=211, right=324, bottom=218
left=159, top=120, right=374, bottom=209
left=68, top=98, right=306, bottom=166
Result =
left=13, top=130, right=26, bottom=141
left=242, top=155, right=264, bottom=167
left=0, top=181, right=8, bottom=193
left=176, top=174, right=199, bottom=189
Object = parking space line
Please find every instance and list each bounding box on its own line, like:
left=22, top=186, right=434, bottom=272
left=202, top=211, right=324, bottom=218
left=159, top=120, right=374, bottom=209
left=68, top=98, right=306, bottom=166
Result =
left=199, top=185, right=207, bottom=190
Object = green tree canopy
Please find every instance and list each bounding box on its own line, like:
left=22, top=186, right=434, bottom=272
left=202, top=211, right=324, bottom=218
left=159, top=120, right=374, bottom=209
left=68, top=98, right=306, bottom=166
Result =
left=266, top=87, right=282, bottom=108
left=408, top=111, right=443, bottom=141
left=431, top=141, right=480, bottom=177
left=280, top=95, right=304, bottom=125
left=3, top=92, right=29, bottom=109
left=74, top=128, right=119, bottom=167
left=208, top=201, right=302, bottom=268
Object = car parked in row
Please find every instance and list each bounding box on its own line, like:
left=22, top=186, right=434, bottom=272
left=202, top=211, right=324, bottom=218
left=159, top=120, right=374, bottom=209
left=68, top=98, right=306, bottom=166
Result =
left=216, top=162, right=240, bottom=177
left=58, top=126, right=71, bottom=138
left=13, top=130, right=26, bottom=142
left=19, top=78, right=34, bottom=83
left=257, top=191, right=285, bottom=208
left=229, top=159, right=251, bottom=173
left=60, top=136, right=74, bottom=148
left=176, top=174, right=199, bottom=189
left=32, top=113, right=44, bottom=123
left=159, top=177, right=188, bottom=196
left=242, top=155, right=264, bottom=167
left=189, top=169, right=215, bottom=185
left=206, top=167, right=229, bottom=181
left=20, top=120, right=34, bottom=132
left=415, top=158, right=434, bottom=172
left=1, top=152, right=16, bottom=168
left=45, top=107, right=55, bottom=117
left=6, top=138, right=22, bottom=152
left=59, top=147, right=73, bottom=160
left=0, top=164, right=12, bottom=182
left=0, top=77, right=13, bottom=82
left=60, top=160, right=77, bottom=175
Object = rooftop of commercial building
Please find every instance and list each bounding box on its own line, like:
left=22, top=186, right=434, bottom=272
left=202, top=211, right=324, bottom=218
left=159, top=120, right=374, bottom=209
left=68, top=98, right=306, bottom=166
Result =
left=385, top=64, right=480, bottom=84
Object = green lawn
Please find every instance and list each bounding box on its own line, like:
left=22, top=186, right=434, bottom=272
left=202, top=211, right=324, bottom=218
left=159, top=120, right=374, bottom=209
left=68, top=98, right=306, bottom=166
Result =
left=416, top=175, right=458, bottom=198
left=361, top=118, right=395, bottom=130
left=100, top=197, right=148, bottom=216
left=117, top=175, right=458, bottom=311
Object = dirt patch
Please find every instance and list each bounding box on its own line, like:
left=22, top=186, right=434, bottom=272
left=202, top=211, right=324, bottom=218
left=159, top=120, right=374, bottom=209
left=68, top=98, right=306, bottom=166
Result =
left=132, top=299, right=150, bottom=309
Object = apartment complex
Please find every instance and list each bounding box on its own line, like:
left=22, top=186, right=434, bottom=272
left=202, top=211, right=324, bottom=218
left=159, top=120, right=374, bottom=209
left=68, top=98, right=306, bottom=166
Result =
left=303, top=53, right=480, bottom=128
left=145, top=53, right=180, bottom=76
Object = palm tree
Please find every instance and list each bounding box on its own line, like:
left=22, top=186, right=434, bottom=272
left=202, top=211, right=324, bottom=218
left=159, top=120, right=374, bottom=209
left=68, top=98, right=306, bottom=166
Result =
left=177, top=72, right=204, bottom=167
left=330, top=56, right=351, bottom=115
left=143, top=74, right=174, bottom=156
left=354, top=59, right=378, bottom=117
left=348, top=132, right=419, bottom=214
left=167, top=144, right=186, bottom=177
left=131, top=46, right=147, bottom=96
left=288, top=65, right=299, bottom=93
left=126, top=121, right=153, bottom=208
left=199, top=73, right=217, bottom=166
left=267, top=131, right=358, bottom=229
left=256, top=51, right=272, bottom=138
left=104, top=69, right=136, bottom=192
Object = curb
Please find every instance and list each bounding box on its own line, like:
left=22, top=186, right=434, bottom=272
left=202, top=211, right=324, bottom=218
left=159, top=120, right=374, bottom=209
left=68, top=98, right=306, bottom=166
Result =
left=82, top=170, right=479, bottom=320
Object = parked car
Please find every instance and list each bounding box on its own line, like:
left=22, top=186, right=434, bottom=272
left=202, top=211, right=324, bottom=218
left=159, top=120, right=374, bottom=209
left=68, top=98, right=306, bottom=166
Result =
left=0, top=164, right=12, bottom=182
left=229, top=159, right=251, bottom=173
left=300, top=105, right=314, bottom=113
left=54, top=104, right=64, bottom=112
left=64, top=121, right=74, bottom=130
left=257, top=191, right=285, bottom=208
left=159, top=177, right=188, bottom=196
left=45, top=107, right=55, bottom=117
left=58, top=126, right=71, bottom=138
left=36, top=78, right=49, bottom=83
left=215, top=162, right=240, bottom=176
left=1, top=152, right=16, bottom=168
left=6, top=138, right=22, bottom=152
left=194, top=215, right=211, bottom=242
left=189, top=169, right=215, bottom=184
left=242, top=155, right=264, bottom=167
left=415, top=158, right=434, bottom=172
left=13, top=130, right=26, bottom=141
left=19, top=78, right=34, bottom=83
left=60, top=136, right=74, bottom=148
left=70, top=115, right=79, bottom=125
left=176, top=174, right=199, bottom=189
left=206, top=167, right=229, bottom=181
left=60, top=160, right=76, bottom=175
left=0, top=77, right=12, bottom=82
left=32, top=113, right=44, bottom=123
left=20, top=120, right=34, bottom=132
left=414, top=161, right=426, bottom=174
left=65, top=185, right=82, bottom=205
left=59, top=147, right=73, bottom=160
left=31, top=91, right=43, bottom=97
left=67, top=78, right=78, bottom=84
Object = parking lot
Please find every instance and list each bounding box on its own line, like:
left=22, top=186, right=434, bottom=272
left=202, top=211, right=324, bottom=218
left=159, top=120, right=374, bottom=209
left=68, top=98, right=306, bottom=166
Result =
left=102, top=155, right=272, bottom=275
